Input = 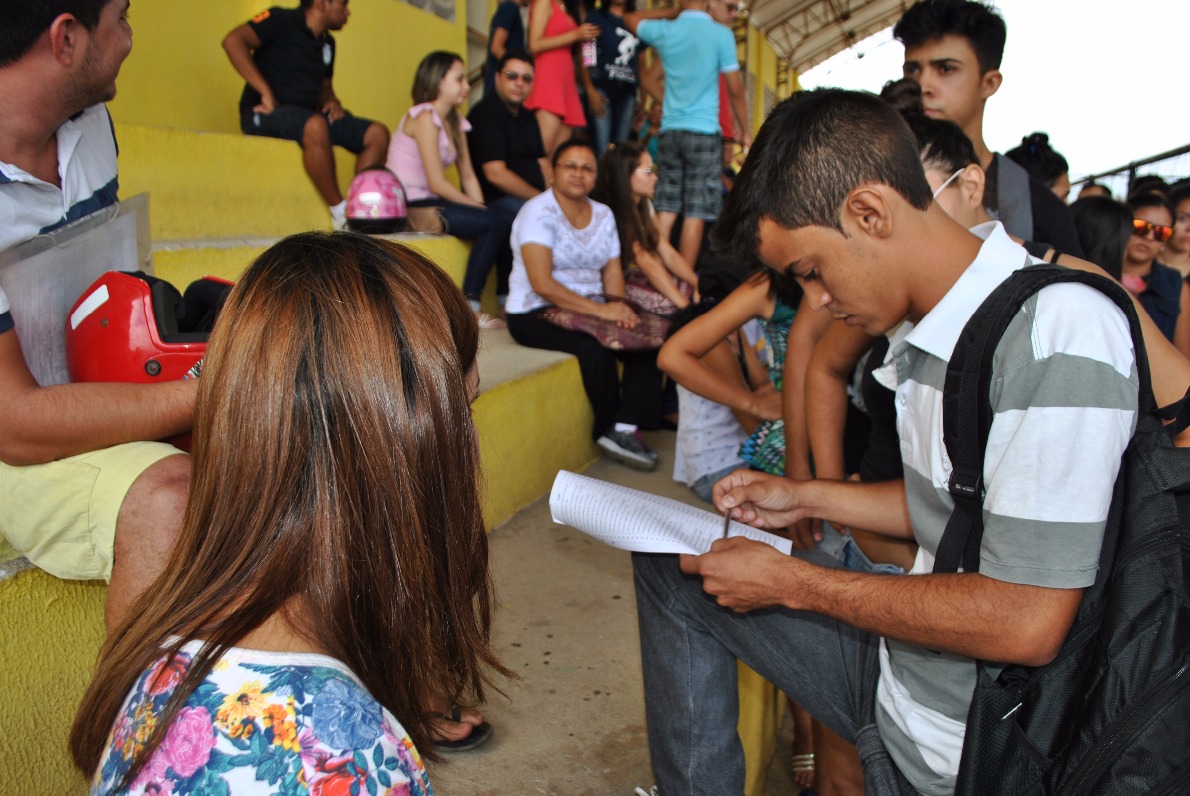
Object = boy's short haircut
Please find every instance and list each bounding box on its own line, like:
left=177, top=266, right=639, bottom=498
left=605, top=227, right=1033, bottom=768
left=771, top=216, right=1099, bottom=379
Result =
left=716, top=88, right=933, bottom=256
left=0, top=0, right=109, bottom=67
left=497, top=49, right=535, bottom=71
left=904, top=113, right=980, bottom=174
left=893, top=0, right=1007, bottom=74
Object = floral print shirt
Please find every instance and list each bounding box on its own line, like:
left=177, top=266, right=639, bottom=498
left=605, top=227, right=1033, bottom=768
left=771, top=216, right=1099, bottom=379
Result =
left=93, top=641, right=433, bottom=796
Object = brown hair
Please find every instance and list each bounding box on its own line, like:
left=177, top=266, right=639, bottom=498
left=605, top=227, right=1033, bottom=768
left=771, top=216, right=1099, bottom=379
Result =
left=71, top=232, right=508, bottom=783
left=412, top=50, right=466, bottom=155
left=594, top=141, right=660, bottom=264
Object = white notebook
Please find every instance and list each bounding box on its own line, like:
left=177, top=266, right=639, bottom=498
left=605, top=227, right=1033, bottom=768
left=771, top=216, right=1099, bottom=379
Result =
left=549, top=470, right=793, bottom=556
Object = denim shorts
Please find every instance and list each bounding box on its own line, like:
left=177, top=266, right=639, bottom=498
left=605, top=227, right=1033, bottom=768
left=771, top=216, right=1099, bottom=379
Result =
left=687, top=462, right=745, bottom=503
left=655, top=130, right=723, bottom=221
left=241, top=105, right=375, bottom=153
left=817, top=521, right=906, bottom=575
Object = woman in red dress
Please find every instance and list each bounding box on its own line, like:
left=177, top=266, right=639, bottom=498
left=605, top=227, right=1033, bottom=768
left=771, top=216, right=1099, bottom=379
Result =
left=524, top=0, right=598, bottom=156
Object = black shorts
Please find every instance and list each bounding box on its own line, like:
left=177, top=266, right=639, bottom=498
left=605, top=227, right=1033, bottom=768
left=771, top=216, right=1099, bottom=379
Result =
left=240, top=104, right=376, bottom=153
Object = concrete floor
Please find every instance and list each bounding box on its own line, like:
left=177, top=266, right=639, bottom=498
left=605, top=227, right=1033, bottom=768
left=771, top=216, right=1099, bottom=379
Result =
left=427, top=431, right=800, bottom=796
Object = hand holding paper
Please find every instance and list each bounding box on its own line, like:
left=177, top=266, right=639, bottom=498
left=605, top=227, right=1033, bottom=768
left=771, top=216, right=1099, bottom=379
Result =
left=549, top=470, right=793, bottom=556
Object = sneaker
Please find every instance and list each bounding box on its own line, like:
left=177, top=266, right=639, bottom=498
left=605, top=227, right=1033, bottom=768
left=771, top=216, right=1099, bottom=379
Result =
left=634, top=787, right=658, bottom=796
left=597, top=429, right=658, bottom=471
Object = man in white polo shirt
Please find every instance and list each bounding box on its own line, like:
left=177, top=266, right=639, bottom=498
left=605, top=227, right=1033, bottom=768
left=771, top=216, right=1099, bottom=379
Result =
left=0, top=0, right=193, bottom=630
left=630, top=89, right=1137, bottom=795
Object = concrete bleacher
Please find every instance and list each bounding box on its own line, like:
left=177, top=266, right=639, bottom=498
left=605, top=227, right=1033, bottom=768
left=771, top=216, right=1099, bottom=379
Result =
left=0, top=122, right=781, bottom=795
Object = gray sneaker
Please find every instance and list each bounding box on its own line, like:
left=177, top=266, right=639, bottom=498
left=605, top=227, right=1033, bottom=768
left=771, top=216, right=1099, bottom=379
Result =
left=597, top=429, right=658, bottom=471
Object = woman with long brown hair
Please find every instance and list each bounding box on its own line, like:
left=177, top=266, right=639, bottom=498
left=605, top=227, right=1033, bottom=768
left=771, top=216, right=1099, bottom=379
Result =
left=386, top=50, right=511, bottom=329
left=595, top=141, right=698, bottom=314
left=71, top=232, right=509, bottom=794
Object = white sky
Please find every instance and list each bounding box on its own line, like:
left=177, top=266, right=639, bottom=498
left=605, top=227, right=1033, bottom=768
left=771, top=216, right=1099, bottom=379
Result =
left=797, top=0, right=1187, bottom=183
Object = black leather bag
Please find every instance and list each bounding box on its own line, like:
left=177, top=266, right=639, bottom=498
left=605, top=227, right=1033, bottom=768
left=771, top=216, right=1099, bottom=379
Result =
left=933, top=264, right=1190, bottom=795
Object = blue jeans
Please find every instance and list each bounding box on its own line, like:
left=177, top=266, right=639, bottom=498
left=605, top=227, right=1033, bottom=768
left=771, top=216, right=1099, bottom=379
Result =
left=410, top=199, right=512, bottom=306
left=817, top=521, right=907, bottom=576
left=589, top=88, right=637, bottom=160
left=631, top=547, right=918, bottom=795
left=687, top=463, right=744, bottom=504
left=458, top=195, right=523, bottom=304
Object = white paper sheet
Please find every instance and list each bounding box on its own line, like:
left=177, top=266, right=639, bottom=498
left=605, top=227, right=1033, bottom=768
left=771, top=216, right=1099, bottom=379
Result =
left=549, top=470, right=794, bottom=555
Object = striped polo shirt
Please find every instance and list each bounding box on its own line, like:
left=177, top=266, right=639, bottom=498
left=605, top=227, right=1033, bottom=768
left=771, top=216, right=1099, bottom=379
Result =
left=0, top=104, right=119, bottom=334
left=871, top=222, right=1138, bottom=795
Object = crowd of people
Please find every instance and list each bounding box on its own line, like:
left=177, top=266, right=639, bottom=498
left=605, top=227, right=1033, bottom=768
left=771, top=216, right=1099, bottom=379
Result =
left=1, top=0, right=1187, bottom=794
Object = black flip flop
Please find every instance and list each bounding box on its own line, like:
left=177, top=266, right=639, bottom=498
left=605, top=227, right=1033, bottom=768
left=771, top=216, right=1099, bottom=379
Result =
left=431, top=707, right=494, bottom=753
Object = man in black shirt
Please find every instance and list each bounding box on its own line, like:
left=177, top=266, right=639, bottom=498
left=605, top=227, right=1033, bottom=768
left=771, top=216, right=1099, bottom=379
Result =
left=894, top=0, right=1083, bottom=257
left=466, top=50, right=548, bottom=308
left=468, top=50, right=548, bottom=208
left=223, top=0, right=389, bottom=228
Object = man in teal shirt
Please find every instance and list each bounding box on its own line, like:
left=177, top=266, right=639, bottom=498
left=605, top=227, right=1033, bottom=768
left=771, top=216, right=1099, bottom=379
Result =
left=628, top=0, right=749, bottom=266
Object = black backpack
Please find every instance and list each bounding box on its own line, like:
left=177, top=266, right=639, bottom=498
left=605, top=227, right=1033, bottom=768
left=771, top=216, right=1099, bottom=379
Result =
left=932, top=264, right=1190, bottom=795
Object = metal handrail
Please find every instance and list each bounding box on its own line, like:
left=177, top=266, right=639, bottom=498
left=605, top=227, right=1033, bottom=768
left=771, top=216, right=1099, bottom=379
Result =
left=1074, top=143, right=1190, bottom=188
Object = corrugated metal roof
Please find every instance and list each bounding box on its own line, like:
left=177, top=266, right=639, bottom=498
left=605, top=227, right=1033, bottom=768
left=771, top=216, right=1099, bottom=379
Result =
left=745, top=0, right=908, bottom=74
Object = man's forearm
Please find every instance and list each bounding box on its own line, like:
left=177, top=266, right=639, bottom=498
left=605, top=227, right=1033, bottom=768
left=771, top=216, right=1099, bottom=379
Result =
left=484, top=162, right=541, bottom=200
left=0, top=379, right=197, bottom=466
left=787, top=560, right=1081, bottom=666
left=800, top=478, right=913, bottom=537
left=730, top=90, right=748, bottom=145
left=691, top=536, right=1081, bottom=667
left=222, top=37, right=272, bottom=101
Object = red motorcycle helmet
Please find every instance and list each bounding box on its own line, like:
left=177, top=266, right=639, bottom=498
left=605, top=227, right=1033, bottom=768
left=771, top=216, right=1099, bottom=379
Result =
left=66, top=271, right=232, bottom=449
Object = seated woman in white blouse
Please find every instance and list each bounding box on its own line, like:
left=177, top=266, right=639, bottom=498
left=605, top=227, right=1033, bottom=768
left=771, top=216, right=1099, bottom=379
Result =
left=505, top=137, right=664, bottom=471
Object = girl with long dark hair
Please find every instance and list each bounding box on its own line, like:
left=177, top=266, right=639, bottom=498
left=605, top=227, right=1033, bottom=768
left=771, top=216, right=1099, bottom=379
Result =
left=72, top=232, right=509, bottom=794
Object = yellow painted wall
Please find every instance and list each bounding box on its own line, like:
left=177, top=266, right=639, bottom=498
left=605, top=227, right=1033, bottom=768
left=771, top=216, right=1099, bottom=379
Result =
left=742, top=24, right=780, bottom=133
left=108, top=0, right=468, bottom=134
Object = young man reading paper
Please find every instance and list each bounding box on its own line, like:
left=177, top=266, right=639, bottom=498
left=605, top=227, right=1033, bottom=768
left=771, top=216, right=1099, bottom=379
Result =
left=630, top=88, right=1138, bottom=796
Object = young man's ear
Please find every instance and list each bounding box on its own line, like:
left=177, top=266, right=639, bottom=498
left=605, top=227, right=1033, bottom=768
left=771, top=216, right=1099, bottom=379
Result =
left=844, top=187, right=893, bottom=239
left=47, top=14, right=84, bottom=66
left=960, top=163, right=986, bottom=209
left=980, top=69, right=1003, bottom=101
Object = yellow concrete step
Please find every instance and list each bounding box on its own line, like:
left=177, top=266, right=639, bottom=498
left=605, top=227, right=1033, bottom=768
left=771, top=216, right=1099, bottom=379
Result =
left=116, top=122, right=358, bottom=241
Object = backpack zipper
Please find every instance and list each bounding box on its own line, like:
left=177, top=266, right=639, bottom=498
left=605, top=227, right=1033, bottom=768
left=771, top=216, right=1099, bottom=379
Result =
left=1054, top=653, right=1190, bottom=795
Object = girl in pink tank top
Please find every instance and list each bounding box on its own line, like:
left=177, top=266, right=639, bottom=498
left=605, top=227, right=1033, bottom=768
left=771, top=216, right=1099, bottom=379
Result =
left=385, top=51, right=513, bottom=329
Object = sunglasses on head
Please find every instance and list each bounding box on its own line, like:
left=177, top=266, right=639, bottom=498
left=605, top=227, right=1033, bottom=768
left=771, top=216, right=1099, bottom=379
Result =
left=1132, top=218, right=1174, bottom=243
left=503, top=70, right=534, bottom=83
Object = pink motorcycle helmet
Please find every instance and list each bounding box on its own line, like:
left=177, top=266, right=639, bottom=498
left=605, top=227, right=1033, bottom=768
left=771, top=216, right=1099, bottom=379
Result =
left=346, top=167, right=407, bottom=234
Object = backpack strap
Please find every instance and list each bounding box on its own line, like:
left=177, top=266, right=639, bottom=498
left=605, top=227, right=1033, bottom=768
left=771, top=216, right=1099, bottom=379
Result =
left=932, top=264, right=1152, bottom=574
